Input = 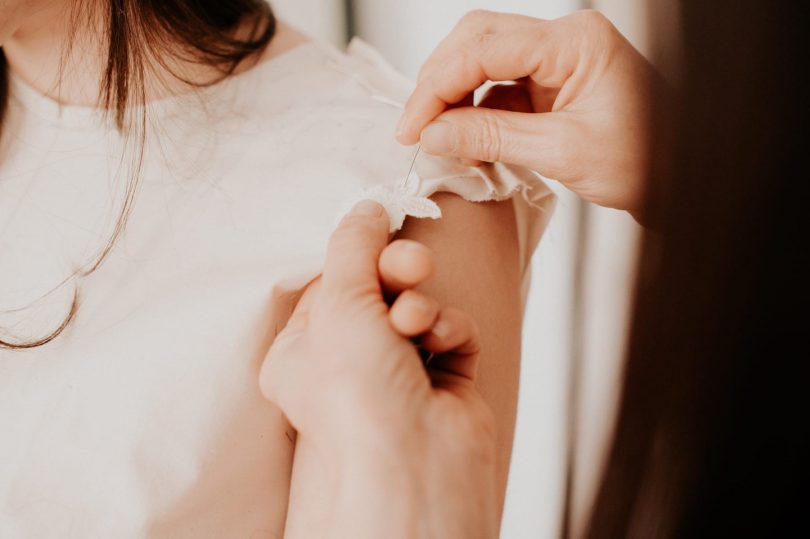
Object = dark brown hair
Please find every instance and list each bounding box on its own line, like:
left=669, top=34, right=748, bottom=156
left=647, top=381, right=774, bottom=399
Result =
left=586, top=0, right=804, bottom=536
left=0, top=0, right=276, bottom=349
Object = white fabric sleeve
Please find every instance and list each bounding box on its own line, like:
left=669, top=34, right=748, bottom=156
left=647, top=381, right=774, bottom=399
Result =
left=336, top=38, right=557, bottom=275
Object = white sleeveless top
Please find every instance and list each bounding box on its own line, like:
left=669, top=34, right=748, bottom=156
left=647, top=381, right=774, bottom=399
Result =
left=0, top=39, right=554, bottom=537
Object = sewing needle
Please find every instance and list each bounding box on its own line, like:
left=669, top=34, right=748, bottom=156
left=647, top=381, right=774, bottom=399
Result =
left=400, top=144, right=421, bottom=189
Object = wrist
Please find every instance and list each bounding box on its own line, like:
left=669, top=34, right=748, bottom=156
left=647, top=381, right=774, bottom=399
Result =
left=330, top=444, right=424, bottom=539
left=327, top=423, right=499, bottom=539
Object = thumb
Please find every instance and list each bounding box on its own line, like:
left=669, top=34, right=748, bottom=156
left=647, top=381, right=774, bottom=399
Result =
left=419, top=107, right=580, bottom=180
left=321, top=200, right=390, bottom=296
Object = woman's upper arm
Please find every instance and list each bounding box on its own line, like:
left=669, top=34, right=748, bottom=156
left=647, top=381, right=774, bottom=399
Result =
left=395, top=191, right=524, bottom=516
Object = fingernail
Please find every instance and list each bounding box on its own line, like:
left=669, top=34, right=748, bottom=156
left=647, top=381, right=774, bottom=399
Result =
left=431, top=317, right=452, bottom=340
left=351, top=199, right=383, bottom=217
left=420, top=121, right=456, bottom=154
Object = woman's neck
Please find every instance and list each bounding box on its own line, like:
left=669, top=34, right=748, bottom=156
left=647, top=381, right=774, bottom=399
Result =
left=2, top=1, right=105, bottom=106
left=2, top=3, right=309, bottom=108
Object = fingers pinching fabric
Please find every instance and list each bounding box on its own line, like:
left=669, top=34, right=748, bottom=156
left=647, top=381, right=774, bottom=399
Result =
left=333, top=39, right=555, bottom=237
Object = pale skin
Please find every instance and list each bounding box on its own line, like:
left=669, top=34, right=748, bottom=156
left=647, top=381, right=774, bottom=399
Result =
left=263, top=8, right=659, bottom=538
left=2, top=1, right=523, bottom=534
left=397, top=9, right=664, bottom=222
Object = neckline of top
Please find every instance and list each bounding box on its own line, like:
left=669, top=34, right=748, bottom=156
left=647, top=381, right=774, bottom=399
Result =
left=7, top=40, right=323, bottom=129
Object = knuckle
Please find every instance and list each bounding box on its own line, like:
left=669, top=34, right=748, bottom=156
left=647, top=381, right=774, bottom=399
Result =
left=474, top=111, right=506, bottom=162
left=469, top=29, right=495, bottom=47
left=462, top=23, right=497, bottom=54
left=573, top=9, right=611, bottom=31
left=459, top=9, right=491, bottom=28
left=571, top=9, right=617, bottom=44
